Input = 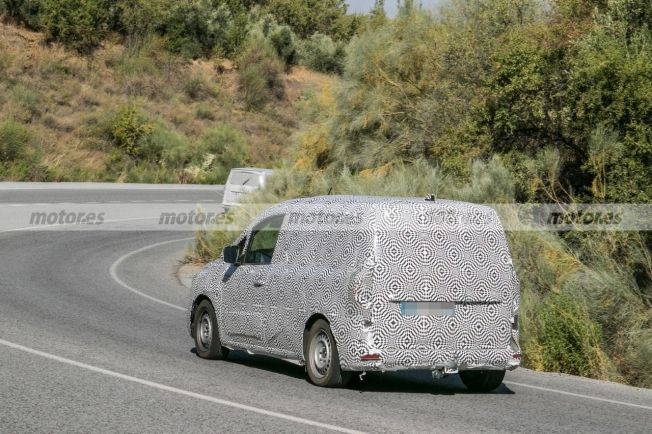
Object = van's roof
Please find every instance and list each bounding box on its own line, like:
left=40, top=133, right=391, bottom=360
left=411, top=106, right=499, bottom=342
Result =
left=257, top=195, right=498, bottom=220
left=246, top=195, right=504, bottom=237
left=280, top=195, right=491, bottom=209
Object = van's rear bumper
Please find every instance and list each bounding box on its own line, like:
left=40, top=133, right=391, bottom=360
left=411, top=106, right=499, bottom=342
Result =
left=341, top=348, right=520, bottom=372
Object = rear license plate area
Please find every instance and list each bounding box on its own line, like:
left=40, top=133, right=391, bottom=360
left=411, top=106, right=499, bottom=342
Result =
left=400, top=301, right=455, bottom=317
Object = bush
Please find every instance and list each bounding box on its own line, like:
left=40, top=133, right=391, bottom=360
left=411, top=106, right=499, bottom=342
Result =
left=183, top=73, right=218, bottom=101
left=237, top=39, right=285, bottom=110
left=191, top=225, right=242, bottom=263
left=1, top=0, right=42, bottom=28
left=263, top=0, right=349, bottom=40
left=299, top=33, right=345, bottom=74
left=268, top=24, right=298, bottom=67
left=12, top=84, right=41, bottom=121
left=162, top=1, right=210, bottom=59
left=197, top=123, right=249, bottom=169
left=537, top=292, right=609, bottom=377
left=153, top=125, right=191, bottom=168
left=161, top=1, right=250, bottom=59
left=124, top=164, right=178, bottom=183
left=238, top=66, right=270, bottom=110
left=0, top=119, right=30, bottom=162
left=40, top=0, right=109, bottom=54
left=113, top=0, right=167, bottom=53
left=194, top=103, right=215, bottom=120
left=214, top=7, right=250, bottom=57
left=110, top=105, right=153, bottom=158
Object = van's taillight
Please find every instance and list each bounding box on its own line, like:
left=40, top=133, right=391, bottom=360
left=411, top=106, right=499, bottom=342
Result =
left=360, top=353, right=381, bottom=362
left=512, top=353, right=521, bottom=360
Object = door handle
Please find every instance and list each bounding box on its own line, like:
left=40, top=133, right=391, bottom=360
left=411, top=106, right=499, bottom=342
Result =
left=253, top=281, right=265, bottom=287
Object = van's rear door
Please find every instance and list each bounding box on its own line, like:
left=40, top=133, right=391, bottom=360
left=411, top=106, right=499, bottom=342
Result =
left=369, top=202, right=517, bottom=352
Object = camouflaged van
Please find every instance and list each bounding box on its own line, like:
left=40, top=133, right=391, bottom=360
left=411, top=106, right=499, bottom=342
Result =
left=189, top=196, right=521, bottom=391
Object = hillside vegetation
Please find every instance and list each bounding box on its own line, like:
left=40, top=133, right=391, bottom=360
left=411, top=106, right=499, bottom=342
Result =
left=0, top=0, right=349, bottom=182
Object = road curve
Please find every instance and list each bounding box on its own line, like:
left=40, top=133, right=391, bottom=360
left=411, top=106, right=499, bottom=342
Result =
left=0, top=184, right=650, bottom=433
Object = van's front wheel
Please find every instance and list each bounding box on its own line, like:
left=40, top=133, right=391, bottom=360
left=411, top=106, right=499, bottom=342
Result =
left=305, top=320, right=351, bottom=387
left=459, top=370, right=505, bottom=392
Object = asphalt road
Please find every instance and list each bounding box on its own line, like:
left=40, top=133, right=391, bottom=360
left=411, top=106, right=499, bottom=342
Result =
left=0, top=183, right=650, bottom=433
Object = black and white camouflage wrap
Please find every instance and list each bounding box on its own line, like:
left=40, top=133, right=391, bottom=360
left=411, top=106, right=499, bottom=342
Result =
left=189, top=196, right=521, bottom=372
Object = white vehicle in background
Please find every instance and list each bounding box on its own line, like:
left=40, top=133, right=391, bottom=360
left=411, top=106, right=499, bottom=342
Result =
left=222, top=168, right=274, bottom=206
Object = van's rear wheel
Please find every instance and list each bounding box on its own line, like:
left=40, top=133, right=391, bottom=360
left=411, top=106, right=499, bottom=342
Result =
left=305, top=320, right=351, bottom=387
left=459, top=370, right=505, bottom=392
left=192, top=300, right=229, bottom=360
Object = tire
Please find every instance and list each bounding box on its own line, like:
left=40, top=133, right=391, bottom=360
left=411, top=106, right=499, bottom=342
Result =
left=192, top=300, right=229, bottom=360
left=459, top=370, right=505, bottom=392
left=305, top=319, right=351, bottom=387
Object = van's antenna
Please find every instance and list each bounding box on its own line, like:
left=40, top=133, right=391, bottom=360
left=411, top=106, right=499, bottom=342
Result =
left=327, top=187, right=333, bottom=195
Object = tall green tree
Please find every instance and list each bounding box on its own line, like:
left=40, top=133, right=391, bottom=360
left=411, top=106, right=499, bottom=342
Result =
left=41, top=0, right=109, bottom=54
left=264, top=0, right=348, bottom=39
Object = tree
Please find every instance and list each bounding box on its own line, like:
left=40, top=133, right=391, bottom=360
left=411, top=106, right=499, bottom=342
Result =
left=264, top=0, right=348, bottom=39
left=41, top=0, right=110, bottom=54
left=0, top=0, right=42, bottom=28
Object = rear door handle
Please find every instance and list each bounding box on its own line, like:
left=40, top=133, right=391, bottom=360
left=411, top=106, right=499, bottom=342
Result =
left=253, top=281, right=265, bottom=287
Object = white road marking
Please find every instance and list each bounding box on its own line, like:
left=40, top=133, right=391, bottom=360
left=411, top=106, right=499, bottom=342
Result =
left=0, top=182, right=223, bottom=191
left=0, top=217, right=156, bottom=234
left=109, top=238, right=192, bottom=311
left=0, top=338, right=365, bottom=434
left=504, top=381, right=652, bottom=411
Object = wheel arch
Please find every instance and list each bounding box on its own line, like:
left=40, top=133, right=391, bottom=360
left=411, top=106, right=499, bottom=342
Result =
left=190, top=294, right=212, bottom=337
left=302, top=313, right=334, bottom=361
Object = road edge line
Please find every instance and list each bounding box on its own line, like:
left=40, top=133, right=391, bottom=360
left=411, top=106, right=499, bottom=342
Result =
left=504, top=381, right=652, bottom=411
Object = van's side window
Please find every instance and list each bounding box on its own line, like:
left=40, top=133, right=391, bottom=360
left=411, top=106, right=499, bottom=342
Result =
left=243, top=214, right=285, bottom=265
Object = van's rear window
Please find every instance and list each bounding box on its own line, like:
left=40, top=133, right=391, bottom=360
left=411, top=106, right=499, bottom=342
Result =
left=229, top=172, right=260, bottom=186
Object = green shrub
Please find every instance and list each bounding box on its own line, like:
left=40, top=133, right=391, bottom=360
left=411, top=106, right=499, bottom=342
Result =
left=627, top=329, right=652, bottom=388
left=0, top=119, right=30, bottom=162
left=268, top=24, right=298, bottom=67
left=190, top=225, right=242, bottom=263
left=194, top=103, right=215, bottom=120
left=1, top=0, right=42, bottom=29
left=451, top=156, right=515, bottom=203
left=12, top=84, right=41, bottom=120
left=237, top=66, right=270, bottom=110
left=537, top=291, right=608, bottom=377
left=214, top=7, right=250, bottom=57
left=197, top=123, right=248, bottom=168
left=299, top=33, right=345, bottom=74
left=110, top=105, right=153, bottom=158
left=263, top=0, right=348, bottom=40
left=161, top=0, right=249, bottom=59
left=124, top=164, right=178, bottom=183
left=114, top=37, right=175, bottom=95
left=153, top=126, right=191, bottom=168
left=0, top=159, right=49, bottom=181
left=113, top=0, right=167, bottom=53
left=183, top=73, right=218, bottom=101
left=237, top=39, right=285, bottom=110
left=41, top=0, right=109, bottom=54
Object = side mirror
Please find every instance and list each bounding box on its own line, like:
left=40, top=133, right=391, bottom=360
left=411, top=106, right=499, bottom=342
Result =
left=223, top=245, right=240, bottom=264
